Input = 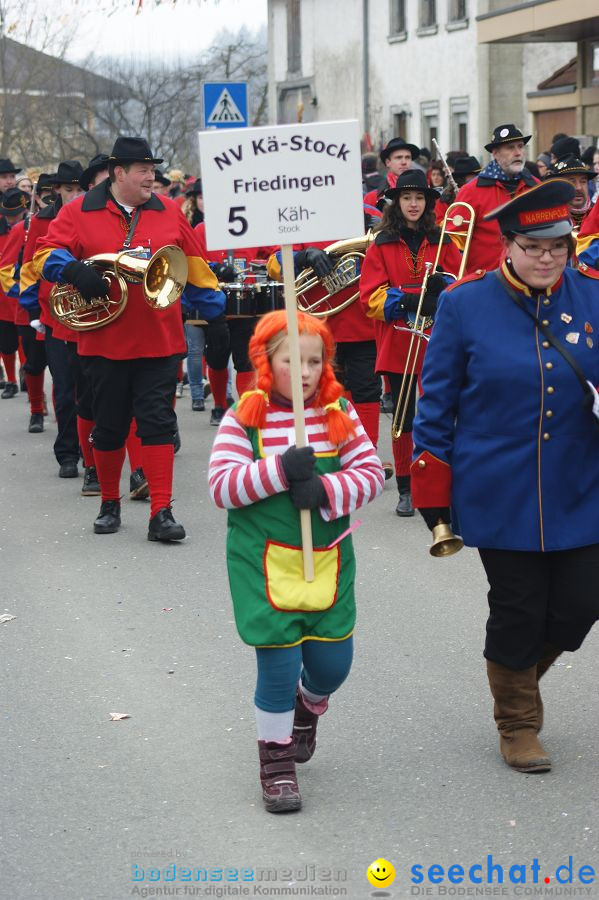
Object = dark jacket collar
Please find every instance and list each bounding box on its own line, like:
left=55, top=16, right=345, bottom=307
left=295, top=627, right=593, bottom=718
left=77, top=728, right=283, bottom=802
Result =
left=81, top=178, right=165, bottom=212
left=37, top=197, right=62, bottom=220
left=375, top=228, right=446, bottom=247
left=0, top=217, right=8, bottom=235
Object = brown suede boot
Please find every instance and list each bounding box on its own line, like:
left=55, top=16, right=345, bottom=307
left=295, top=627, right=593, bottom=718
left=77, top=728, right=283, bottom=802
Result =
left=293, top=688, right=328, bottom=763
left=486, top=660, right=551, bottom=773
left=536, top=644, right=562, bottom=733
left=258, top=739, right=302, bottom=813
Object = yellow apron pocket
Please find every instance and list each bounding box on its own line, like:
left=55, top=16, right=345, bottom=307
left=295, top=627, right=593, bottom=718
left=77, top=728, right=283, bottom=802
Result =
left=264, top=540, right=340, bottom=612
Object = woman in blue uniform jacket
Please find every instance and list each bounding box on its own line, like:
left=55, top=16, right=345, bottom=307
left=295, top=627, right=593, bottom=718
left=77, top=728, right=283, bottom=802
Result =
left=411, top=179, right=599, bottom=775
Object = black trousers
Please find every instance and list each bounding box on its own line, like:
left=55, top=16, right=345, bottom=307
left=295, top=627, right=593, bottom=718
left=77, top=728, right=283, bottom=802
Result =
left=334, top=340, right=380, bottom=404
left=17, top=325, right=47, bottom=376
left=65, top=341, right=93, bottom=421
left=386, top=371, right=418, bottom=432
left=44, top=327, right=79, bottom=463
left=81, top=355, right=179, bottom=451
left=0, top=320, right=18, bottom=354
left=479, top=545, right=599, bottom=670
left=203, top=318, right=256, bottom=373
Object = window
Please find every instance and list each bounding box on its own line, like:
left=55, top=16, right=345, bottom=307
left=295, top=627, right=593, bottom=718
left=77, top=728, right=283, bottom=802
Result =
left=450, top=98, right=469, bottom=152
left=419, top=0, right=436, bottom=28
left=390, top=0, right=406, bottom=35
left=421, top=101, right=439, bottom=151
left=449, top=0, right=467, bottom=21
left=287, top=0, right=302, bottom=75
left=393, top=111, right=408, bottom=139
left=591, top=42, right=599, bottom=87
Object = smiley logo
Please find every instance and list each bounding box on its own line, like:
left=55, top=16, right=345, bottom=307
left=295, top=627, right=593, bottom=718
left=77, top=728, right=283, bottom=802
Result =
left=366, top=858, right=396, bottom=888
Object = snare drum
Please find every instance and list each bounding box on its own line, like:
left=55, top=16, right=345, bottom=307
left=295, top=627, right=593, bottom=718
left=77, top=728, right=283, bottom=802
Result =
left=254, top=282, right=285, bottom=316
left=224, top=283, right=258, bottom=318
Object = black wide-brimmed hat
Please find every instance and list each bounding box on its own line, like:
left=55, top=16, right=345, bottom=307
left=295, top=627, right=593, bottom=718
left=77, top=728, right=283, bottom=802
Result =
left=48, top=160, right=84, bottom=185
left=154, top=169, right=172, bottom=187
left=109, top=136, right=163, bottom=165
left=545, top=154, right=594, bottom=181
left=0, top=158, right=20, bottom=175
left=380, top=137, right=420, bottom=164
left=453, top=155, right=481, bottom=177
left=550, top=135, right=580, bottom=160
left=36, top=173, right=56, bottom=192
left=80, top=154, right=109, bottom=191
left=384, top=168, right=438, bottom=204
left=485, top=124, right=531, bottom=153
left=483, top=179, right=575, bottom=238
left=0, top=187, right=29, bottom=215
left=185, top=177, right=202, bottom=197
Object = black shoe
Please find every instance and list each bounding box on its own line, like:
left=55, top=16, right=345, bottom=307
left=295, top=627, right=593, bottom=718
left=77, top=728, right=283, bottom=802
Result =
left=147, top=507, right=186, bottom=542
left=203, top=380, right=211, bottom=400
left=173, top=428, right=181, bottom=454
left=81, top=466, right=101, bottom=496
left=59, top=459, right=79, bottom=478
left=226, top=394, right=235, bottom=408
left=396, top=490, right=415, bottom=517
left=1, top=382, right=18, bottom=399
left=0, top=367, right=5, bottom=389
left=129, top=467, right=149, bottom=500
left=28, top=413, right=44, bottom=433
left=94, top=500, right=121, bottom=534
left=382, top=461, right=394, bottom=481
left=381, top=391, right=394, bottom=414
left=210, top=406, right=225, bottom=426
left=192, top=398, right=205, bottom=411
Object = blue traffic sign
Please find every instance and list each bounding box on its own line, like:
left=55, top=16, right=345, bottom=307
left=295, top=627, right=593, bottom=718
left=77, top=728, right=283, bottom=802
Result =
left=203, top=82, right=248, bottom=129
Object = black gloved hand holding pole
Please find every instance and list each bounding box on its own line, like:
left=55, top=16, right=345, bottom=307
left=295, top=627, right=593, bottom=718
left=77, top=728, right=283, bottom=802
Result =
left=289, top=474, right=328, bottom=510
left=280, top=445, right=316, bottom=483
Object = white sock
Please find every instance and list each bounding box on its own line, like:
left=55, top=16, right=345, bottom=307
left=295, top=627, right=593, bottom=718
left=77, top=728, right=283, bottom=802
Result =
left=254, top=706, right=295, bottom=743
left=300, top=684, right=328, bottom=704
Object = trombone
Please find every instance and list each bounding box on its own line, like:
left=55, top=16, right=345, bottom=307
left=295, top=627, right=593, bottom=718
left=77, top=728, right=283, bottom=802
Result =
left=391, top=201, right=475, bottom=440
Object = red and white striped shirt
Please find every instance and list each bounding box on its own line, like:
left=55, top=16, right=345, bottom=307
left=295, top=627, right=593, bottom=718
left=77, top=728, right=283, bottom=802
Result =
left=208, top=400, right=384, bottom=521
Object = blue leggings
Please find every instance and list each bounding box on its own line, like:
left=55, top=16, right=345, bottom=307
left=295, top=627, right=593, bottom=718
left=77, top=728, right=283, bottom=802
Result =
left=254, top=637, right=354, bottom=712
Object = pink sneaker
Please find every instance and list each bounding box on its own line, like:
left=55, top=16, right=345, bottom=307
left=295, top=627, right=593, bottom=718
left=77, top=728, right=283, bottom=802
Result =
left=258, top=739, right=302, bottom=813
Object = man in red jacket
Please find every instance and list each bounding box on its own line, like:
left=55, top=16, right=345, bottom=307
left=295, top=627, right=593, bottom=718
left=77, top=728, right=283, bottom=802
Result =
left=35, top=136, right=226, bottom=542
left=363, top=137, right=420, bottom=211
left=454, top=124, right=538, bottom=273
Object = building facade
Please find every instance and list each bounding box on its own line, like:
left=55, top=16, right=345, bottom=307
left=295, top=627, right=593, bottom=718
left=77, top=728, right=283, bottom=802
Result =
left=267, top=1, right=584, bottom=160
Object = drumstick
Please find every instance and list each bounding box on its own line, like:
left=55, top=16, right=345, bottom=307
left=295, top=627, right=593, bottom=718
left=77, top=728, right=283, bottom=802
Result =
left=281, top=243, right=315, bottom=582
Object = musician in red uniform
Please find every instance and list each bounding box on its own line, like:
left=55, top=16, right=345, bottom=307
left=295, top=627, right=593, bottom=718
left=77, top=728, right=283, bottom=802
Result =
left=363, top=137, right=419, bottom=212
left=360, top=170, right=462, bottom=516
left=34, top=137, right=226, bottom=542
left=0, top=188, right=28, bottom=398
left=454, top=125, right=538, bottom=273
left=544, top=154, right=595, bottom=232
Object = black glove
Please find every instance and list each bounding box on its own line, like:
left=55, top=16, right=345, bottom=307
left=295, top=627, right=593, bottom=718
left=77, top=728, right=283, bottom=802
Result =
left=62, top=260, right=108, bottom=301
left=439, top=184, right=457, bottom=206
left=294, top=248, right=333, bottom=279
left=213, top=262, right=237, bottom=283
left=204, top=314, right=230, bottom=369
left=403, top=293, right=437, bottom=317
left=289, top=473, right=328, bottom=510
left=419, top=507, right=451, bottom=532
left=280, top=445, right=316, bottom=483
left=426, top=273, right=447, bottom=298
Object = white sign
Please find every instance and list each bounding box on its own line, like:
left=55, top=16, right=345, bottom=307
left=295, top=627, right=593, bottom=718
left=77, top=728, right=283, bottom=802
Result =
left=198, top=119, right=364, bottom=250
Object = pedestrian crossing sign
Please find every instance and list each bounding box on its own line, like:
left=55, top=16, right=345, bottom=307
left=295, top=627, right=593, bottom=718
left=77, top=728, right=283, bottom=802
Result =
left=203, top=82, right=248, bottom=129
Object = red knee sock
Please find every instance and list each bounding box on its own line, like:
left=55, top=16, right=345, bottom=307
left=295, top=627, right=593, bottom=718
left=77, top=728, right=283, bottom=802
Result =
left=354, top=401, right=380, bottom=448
left=392, top=431, right=413, bottom=476
left=77, top=417, right=95, bottom=467
left=1, top=353, right=16, bottom=383
left=94, top=447, right=126, bottom=501
left=235, top=370, right=255, bottom=398
left=125, top=418, right=143, bottom=472
left=141, top=443, right=175, bottom=518
left=26, top=373, right=45, bottom=414
left=208, top=366, right=228, bottom=409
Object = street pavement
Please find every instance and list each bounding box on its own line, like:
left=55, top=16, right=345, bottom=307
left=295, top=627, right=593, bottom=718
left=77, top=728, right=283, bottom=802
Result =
left=1, top=383, right=597, bottom=900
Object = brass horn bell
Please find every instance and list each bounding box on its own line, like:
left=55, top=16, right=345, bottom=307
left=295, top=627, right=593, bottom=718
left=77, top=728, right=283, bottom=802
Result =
left=430, top=522, right=464, bottom=558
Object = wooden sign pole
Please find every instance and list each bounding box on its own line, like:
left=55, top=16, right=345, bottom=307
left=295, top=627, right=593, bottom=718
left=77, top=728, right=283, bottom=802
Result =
left=280, top=243, right=314, bottom=583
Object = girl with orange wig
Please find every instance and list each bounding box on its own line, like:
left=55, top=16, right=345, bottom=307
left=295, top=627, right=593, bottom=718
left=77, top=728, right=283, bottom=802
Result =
left=209, top=310, right=384, bottom=813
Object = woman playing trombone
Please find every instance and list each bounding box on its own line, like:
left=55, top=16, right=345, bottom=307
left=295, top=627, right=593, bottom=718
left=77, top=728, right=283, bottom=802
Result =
left=360, top=169, right=462, bottom=516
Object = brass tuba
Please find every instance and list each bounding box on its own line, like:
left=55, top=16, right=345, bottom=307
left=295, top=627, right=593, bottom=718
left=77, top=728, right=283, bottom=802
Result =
left=49, top=245, right=188, bottom=331
left=295, top=231, right=376, bottom=317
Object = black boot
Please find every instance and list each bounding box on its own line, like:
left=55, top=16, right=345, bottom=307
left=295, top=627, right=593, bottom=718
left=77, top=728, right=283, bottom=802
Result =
left=258, top=739, right=302, bottom=813
left=395, top=475, right=414, bottom=517
left=28, top=413, right=44, bottom=433
left=147, top=507, right=186, bottom=542
left=81, top=466, right=101, bottom=496
left=293, top=687, right=328, bottom=763
left=94, top=500, right=121, bottom=534
left=129, top=467, right=149, bottom=500
left=1, top=382, right=18, bottom=398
